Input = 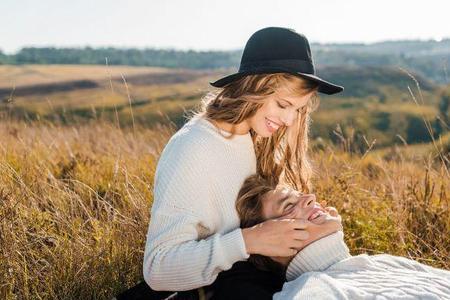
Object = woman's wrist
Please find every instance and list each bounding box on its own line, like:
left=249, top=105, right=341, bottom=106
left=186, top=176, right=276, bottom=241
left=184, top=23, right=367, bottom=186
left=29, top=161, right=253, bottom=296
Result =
left=241, top=227, right=257, bottom=255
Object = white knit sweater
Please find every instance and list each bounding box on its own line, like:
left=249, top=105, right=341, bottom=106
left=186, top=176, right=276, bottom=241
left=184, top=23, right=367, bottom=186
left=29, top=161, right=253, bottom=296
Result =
left=143, top=115, right=255, bottom=291
left=274, top=231, right=450, bottom=300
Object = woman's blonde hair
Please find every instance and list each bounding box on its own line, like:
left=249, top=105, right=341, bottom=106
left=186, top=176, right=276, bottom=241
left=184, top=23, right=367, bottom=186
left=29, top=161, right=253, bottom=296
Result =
left=190, top=73, right=320, bottom=192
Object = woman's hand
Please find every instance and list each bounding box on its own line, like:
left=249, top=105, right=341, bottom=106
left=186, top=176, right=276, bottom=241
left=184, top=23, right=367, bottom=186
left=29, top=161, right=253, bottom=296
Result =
left=242, top=218, right=311, bottom=257
left=300, top=206, right=343, bottom=249
left=241, top=206, right=343, bottom=257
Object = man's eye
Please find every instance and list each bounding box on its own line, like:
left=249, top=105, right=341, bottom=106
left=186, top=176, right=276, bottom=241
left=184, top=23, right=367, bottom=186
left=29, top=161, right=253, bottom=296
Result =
left=284, top=203, right=294, bottom=211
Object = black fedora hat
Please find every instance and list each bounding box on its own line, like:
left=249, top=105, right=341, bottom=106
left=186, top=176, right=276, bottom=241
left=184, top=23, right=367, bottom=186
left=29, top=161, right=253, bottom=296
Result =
left=210, top=27, right=344, bottom=95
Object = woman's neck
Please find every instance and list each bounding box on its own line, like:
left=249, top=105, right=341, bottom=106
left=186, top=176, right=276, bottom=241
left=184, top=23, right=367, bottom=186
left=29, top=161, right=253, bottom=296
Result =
left=208, top=118, right=251, bottom=135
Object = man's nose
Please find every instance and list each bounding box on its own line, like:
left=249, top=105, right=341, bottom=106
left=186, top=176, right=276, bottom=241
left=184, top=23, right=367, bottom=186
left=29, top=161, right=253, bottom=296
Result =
left=299, top=194, right=316, bottom=209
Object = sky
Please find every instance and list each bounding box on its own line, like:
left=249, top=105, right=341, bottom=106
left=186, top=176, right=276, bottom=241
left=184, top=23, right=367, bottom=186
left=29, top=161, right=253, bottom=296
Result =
left=1, top=0, right=449, bottom=54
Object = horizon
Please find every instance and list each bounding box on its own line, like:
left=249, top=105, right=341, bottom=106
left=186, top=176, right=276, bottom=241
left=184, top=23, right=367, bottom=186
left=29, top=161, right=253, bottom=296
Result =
left=2, top=0, right=450, bottom=54
left=3, top=36, right=450, bottom=55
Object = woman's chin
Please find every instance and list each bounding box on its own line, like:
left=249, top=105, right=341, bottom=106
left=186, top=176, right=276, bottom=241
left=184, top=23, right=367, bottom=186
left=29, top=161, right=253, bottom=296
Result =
left=253, top=122, right=278, bottom=137
left=255, top=128, right=274, bottom=137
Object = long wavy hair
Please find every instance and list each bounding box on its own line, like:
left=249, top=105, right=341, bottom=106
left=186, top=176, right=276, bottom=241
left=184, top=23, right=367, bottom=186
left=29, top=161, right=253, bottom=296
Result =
left=189, top=73, right=320, bottom=192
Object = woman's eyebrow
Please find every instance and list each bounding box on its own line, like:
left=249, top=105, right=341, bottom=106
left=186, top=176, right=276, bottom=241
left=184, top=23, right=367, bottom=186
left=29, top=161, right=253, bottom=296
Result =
left=279, top=98, right=294, bottom=106
left=280, top=98, right=305, bottom=110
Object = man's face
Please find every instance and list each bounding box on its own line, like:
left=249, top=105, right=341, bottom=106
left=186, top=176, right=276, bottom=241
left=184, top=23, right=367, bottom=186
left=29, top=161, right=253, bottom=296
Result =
left=259, top=186, right=343, bottom=266
left=261, top=187, right=331, bottom=225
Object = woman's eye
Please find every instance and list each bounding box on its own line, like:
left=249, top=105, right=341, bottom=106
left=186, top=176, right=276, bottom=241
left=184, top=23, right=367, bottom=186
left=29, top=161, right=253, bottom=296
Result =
left=277, top=102, right=287, bottom=109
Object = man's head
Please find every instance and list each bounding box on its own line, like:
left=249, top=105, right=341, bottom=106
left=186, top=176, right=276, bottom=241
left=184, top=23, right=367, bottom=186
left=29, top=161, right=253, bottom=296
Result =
left=260, top=186, right=330, bottom=224
left=236, top=174, right=340, bottom=272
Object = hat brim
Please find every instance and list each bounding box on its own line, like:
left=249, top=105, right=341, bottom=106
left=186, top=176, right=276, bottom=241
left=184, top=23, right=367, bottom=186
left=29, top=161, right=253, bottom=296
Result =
left=209, top=70, right=344, bottom=95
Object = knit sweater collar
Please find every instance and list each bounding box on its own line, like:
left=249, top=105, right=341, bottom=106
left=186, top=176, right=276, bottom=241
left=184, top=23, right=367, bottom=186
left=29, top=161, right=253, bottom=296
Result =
left=195, top=116, right=252, bottom=141
left=285, top=231, right=351, bottom=281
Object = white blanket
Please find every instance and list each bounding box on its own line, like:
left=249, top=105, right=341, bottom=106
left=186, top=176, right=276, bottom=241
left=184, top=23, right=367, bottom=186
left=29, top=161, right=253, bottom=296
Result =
left=274, top=232, right=450, bottom=300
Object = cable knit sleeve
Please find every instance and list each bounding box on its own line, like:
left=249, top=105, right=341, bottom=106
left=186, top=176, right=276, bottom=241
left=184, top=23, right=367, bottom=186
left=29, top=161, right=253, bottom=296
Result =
left=143, top=132, right=250, bottom=291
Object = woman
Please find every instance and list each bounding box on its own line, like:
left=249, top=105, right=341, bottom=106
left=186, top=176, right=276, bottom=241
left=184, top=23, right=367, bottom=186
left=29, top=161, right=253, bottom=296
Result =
left=234, top=174, right=450, bottom=300
left=143, top=26, right=345, bottom=299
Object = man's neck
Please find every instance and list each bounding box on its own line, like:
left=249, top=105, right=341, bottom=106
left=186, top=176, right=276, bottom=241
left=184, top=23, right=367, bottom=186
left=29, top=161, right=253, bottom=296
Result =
left=271, top=256, right=294, bottom=266
left=284, top=231, right=350, bottom=281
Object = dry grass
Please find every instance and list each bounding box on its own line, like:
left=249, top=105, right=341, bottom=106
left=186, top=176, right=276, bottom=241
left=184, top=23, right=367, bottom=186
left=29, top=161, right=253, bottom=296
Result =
left=311, top=148, right=449, bottom=267
left=0, top=65, right=217, bottom=129
left=0, top=121, right=173, bottom=299
left=1, top=64, right=449, bottom=299
left=0, top=65, right=172, bottom=89
left=0, top=119, right=448, bottom=299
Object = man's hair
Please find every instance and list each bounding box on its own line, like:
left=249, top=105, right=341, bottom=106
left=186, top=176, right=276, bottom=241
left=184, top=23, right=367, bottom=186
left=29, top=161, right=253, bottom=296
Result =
left=236, top=173, right=289, bottom=274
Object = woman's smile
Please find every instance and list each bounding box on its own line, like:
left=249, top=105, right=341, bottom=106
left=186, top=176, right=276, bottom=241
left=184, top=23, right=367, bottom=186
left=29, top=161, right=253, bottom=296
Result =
left=265, top=118, right=282, bottom=133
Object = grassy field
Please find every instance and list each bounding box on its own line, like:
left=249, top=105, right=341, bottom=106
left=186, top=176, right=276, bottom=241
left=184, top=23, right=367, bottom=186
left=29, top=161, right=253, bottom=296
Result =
left=0, top=64, right=449, bottom=299
left=0, top=65, right=178, bottom=88
left=0, top=119, right=448, bottom=299
left=0, top=64, right=226, bottom=129
left=1, top=64, right=448, bottom=149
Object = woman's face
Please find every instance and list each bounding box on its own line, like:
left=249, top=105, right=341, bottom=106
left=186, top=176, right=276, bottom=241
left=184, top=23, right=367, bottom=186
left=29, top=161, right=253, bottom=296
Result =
left=246, top=84, right=315, bottom=137
left=261, top=187, right=331, bottom=225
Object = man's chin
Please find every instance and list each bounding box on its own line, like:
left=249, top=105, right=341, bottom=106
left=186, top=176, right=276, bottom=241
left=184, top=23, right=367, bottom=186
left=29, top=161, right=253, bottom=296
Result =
left=309, top=213, right=325, bottom=225
left=310, top=213, right=339, bottom=225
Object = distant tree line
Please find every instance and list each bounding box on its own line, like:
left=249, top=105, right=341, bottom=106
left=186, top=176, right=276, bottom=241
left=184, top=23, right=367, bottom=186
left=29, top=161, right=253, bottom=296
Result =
left=0, top=47, right=242, bottom=69
left=0, top=38, right=449, bottom=83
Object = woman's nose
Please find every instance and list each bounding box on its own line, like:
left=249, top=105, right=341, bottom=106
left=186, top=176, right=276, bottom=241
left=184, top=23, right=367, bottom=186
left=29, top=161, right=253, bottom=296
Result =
left=280, top=110, right=297, bottom=127
left=299, top=194, right=316, bottom=209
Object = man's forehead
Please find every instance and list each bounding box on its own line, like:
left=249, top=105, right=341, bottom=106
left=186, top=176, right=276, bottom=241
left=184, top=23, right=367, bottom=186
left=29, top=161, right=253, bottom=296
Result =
left=276, top=186, right=291, bottom=194
left=275, top=184, right=298, bottom=194
left=264, top=186, right=289, bottom=199
left=263, top=184, right=302, bottom=202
